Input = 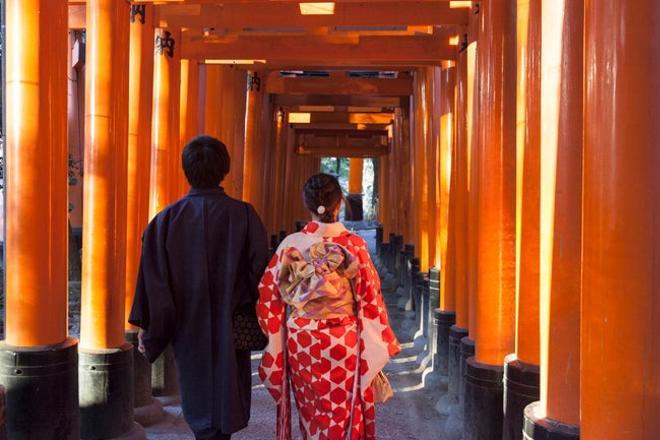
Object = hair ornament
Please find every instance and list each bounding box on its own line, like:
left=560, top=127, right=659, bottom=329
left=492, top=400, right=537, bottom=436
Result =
left=317, top=205, right=326, bottom=215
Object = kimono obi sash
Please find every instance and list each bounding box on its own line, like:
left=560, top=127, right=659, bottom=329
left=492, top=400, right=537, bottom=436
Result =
left=278, top=242, right=360, bottom=320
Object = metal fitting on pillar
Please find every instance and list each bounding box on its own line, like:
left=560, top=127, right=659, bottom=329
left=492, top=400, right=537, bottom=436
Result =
left=448, top=326, right=469, bottom=404
left=503, top=354, right=540, bottom=440
left=79, top=343, right=145, bottom=440
left=387, top=233, right=397, bottom=272
left=125, top=331, right=164, bottom=427
left=375, top=226, right=384, bottom=255
left=380, top=243, right=390, bottom=276
left=464, top=357, right=505, bottom=440
left=433, top=310, right=456, bottom=376
left=0, top=338, right=79, bottom=439
left=345, top=193, right=364, bottom=221
left=420, top=277, right=431, bottom=341
left=523, top=402, right=579, bottom=440
left=459, top=336, right=475, bottom=409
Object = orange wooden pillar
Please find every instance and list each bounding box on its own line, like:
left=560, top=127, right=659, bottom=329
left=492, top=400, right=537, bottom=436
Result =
left=580, top=1, right=660, bottom=438
left=503, top=1, right=541, bottom=438
left=458, top=34, right=479, bottom=420
left=412, top=69, right=431, bottom=271
left=464, top=0, right=517, bottom=438
left=125, top=5, right=165, bottom=426
left=434, top=61, right=458, bottom=383
left=378, top=154, right=390, bottom=236
left=446, top=43, right=470, bottom=410
left=78, top=1, right=142, bottom=438
left=0, top=1, right=79, bottom=437
left=522, top=2, right=582, bottom=439
left=149, top=27, right=181, bottom=403
left=427, top=67, right=441, bottom=271
left=346, top=158, right=364, bottom=221
left=150, top=28, right=181, bottom=216
left=178, top=59, right=200, bottom=196
left=438, top=61, right=456, bottom=311
left=204, top=65, right=247, bottom=198
left=243, top=70, right=268, bottom=217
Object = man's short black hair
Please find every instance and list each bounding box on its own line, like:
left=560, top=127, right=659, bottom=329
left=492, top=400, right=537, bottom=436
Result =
left=182, top=135, right=231, bottom=189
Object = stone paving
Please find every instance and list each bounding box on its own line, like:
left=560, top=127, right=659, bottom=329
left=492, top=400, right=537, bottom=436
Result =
left=145, top=230, right=450, bottom=440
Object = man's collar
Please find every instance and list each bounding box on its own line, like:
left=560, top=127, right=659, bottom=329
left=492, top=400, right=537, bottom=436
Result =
left=187, top=186, right=226, bottom=197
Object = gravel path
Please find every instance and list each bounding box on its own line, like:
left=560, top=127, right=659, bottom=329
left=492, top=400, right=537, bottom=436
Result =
left=145, top=229, right=448, bottom=439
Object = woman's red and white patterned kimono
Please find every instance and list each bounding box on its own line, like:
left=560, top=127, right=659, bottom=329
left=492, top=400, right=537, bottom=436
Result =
left=257, top=221, right=401, bottom=440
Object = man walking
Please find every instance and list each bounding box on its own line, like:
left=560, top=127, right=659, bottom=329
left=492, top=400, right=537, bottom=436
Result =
left=130, top=136, right=269, bottom=440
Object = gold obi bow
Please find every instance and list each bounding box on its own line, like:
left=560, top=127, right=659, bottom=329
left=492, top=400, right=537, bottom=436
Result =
left=278, top=242, right=360, bottom=318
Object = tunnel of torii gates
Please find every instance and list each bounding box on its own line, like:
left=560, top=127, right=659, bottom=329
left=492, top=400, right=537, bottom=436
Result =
left=0, top=0, right=658, bottom=439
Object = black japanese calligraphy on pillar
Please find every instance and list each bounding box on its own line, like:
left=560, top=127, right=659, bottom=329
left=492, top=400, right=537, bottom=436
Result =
left=130, top=5, right=146, bottom=24
left=155, top=31, right=175, bottom=58
left=247, top=72, right=261, bottom=92
left=459, top=33, right=468, bottom=53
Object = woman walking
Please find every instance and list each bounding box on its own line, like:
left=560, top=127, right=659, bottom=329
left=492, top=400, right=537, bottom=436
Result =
left=257, top=173, right=400, bottom=440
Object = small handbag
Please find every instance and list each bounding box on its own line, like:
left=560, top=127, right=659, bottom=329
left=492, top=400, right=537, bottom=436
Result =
left=371, top=371, right=394, bottom=403
left=233, top=305, right=268, bottom=351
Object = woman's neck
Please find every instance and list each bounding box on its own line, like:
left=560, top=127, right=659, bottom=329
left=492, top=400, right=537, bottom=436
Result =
left=311, top=215, right=338, bottom=223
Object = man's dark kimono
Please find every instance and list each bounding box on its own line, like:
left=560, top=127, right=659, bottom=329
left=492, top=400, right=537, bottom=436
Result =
left=129, top=187, right=269, bottom=435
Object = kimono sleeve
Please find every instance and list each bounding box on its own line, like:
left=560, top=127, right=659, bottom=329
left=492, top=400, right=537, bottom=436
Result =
left=128, top=215, right=176, bottom=363
left=256, top=251, right=287, bottom=403
left=346, top=234, right=401, bottom=390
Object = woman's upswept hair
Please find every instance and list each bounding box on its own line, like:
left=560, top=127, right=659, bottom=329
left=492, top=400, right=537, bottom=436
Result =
left=303, top=173, right=343, bottom=223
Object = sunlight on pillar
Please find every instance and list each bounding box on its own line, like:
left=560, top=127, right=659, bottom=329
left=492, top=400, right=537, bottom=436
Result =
left=539, top=1, right=564, bottom=421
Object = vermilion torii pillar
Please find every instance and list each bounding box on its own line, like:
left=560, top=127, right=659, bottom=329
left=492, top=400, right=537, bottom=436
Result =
left=203, top=65, right=247, bottom=199
left=178, top=59, right=200, bottom=196
left=523, top=2, right=582, bottom=439
left=459, top=34, right=478, bottom=424
left=464, top=0, right=517, bottom=438
left=434, top=60, right=457, bottom=383
left=346, top=158, right=364, bottom=221
left=149, top=27, right=181, bottom=404
left=412, top=68, right=431, bottom=272
left=79, top=1, right=143, bottom=438
left=0, top=1, right=79, bottom=437
left=126, top=4, right=164, bottom=427
left=446, top=43, right=469, bottom=414
left=503, top=1, right=541, bottom=438
left=150, top=28, right=181, bottom=217
left=581, top=1, right=660, bottom=438
left=243, top=70, right=268, bottom=217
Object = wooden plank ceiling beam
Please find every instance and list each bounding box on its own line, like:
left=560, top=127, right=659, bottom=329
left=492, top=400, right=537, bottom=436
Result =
left=128, top=0, right=462, bottom=4
left=267, top=75, right=412, bottom=96
left=184, top=33, right=457, bottom=62
left=156, top=2, right=468, bottom=28
left=275, top=94, right=403, bottom=108
left=290, top=123, right=391, bottom=131
left=289, top=112, right=395, bottom=123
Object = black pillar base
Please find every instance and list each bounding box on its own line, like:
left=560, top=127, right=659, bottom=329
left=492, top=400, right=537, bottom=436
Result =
left=523, top=401, right=579, bottom=440
left=0, top=337, right=79, bottom=439
left=125, top=331, right=164, bottom=427
left=503, top=354, right=540, bottom=440
left=345, top=193, right=364, bottom=221
left=459, top=336, right=475, bottom=408
left=464, top=357, right=504, bottom=440
left=448, top=326, right=468, bottom=404
left=152, top=346, right=180, bottom=406
left=433, top=310, right=456, bottom=376
left=79, top=343, right=139, bottom=440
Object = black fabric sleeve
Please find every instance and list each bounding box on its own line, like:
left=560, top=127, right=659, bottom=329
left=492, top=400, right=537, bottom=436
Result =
left=246, top=203, right=269, bottom=302
left=128, top=215, right=176, bottom=363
